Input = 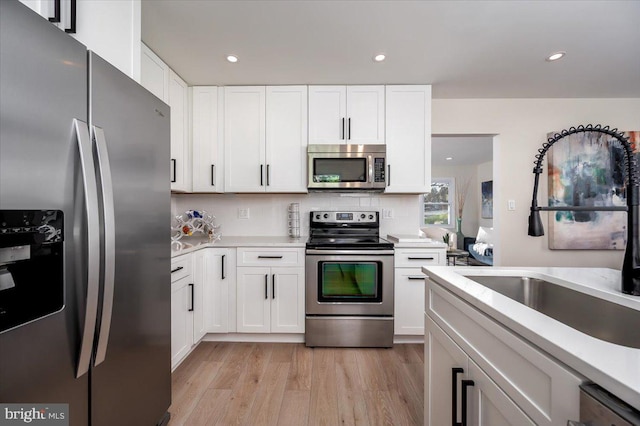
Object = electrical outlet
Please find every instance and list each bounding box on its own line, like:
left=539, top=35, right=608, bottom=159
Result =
left=238, top=208, right=250, bottom=219
left=382, top=208, right=394, bottom=219
left=508, top=200, right=516, bottom=211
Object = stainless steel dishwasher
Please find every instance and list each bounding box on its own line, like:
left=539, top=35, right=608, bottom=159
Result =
left=568, top=383, right=640, bottom=426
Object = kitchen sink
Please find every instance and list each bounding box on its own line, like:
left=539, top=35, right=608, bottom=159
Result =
left=464, top=275, right=640, bottom=349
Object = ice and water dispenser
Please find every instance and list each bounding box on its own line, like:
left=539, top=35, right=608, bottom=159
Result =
left=0, top=210, right=64, bottom=333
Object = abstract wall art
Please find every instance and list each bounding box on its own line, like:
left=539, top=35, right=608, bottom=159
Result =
left=481, top=180, right=493, bottom=219
left=547, top=130, right=639, bottom=249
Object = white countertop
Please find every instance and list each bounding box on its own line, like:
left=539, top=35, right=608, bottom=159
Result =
left=422, top=266, right=640, bottom=410
left=386, top=234, right=448, bottom=249
left=171, top=235, right=306, bottom=257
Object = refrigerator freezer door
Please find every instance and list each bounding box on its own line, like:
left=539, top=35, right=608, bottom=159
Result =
left=88, top=52, right=171, bottom=426
left=0, top=1, right=90, bottom=424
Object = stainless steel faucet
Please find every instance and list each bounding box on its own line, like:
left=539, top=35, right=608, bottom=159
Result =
left=527, top=124, right=640, bottom=295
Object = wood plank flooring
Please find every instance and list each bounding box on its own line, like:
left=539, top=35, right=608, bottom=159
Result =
left=168, top=342, right=424, bottom=426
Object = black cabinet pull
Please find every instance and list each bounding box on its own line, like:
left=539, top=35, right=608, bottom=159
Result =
left=452, top=367, right=463, bottom=426
left=408, top=257, right=434, bottom=260
left=221, top=255, right=226, bottom=279
left=171, top=266, right=184, bottom=273
left=257, top=255, right=283, bottom=259
left=171, top=159, right=176, bottom=183
left=387, top=164, right=391, bottom=186
left=264, top=274, right=268, bottom=299
left=272, top=274, right=276, bottom=299
left=188, top=284, right=194, bottom=312
left=211, top=164, right=215, bottom=186
left=407, top=276, right=425, bottom=280
left=49, top=0, right=61, bottom=22
left=348, top=117, right=351, bottom=140
left=266, top=164, right=270, bottom=186
left=260, top=165, right=264, bottom=186
left=64, top=0, right=76, bottom=34
left=461, top=379, right=475, bottom=426
left=341, top=117, right=345, bottom=140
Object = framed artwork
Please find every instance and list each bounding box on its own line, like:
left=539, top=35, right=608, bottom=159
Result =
left=547, top=130, right=639, bottom=249
left=481, top=180, right=493, bottom=219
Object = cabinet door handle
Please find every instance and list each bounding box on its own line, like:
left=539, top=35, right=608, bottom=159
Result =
left=258, top=255, right=283, bottom=259
left=49, top=0, right=61, bottom=22
left=272, top=274, right=276, bottom=299
left=461, top=379, right=475, bottom=426
left=341, top=117, right=345, bottom=140
left=260, top=165, right=264, bottom=186
left=452, top=367, right=463, bottom=426
left=171, top=266, right=184, bottom=274
left=264, top=274, right=268, bottom=299
left=171, top=159, right=176, bottom=183
left=211, top=164, right=215, bottom=186
left=64, top=0, right=77, bottom=34
left=266, top=164, right=270, bottom=186
left=347, top=117, right=351, bottom=140
left=407, top=276, right=425, bottom=280
left=408, top=257, right=434, bottom=260
left=188, top=284, right=194, bottom=312
left=387, top=164, right=391, bottom=186
left=221, top=255, right=226, bottom=279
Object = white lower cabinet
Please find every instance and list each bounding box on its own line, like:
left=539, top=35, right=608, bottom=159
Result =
left=193, top=248, right=236, bottom=337
left=236, top=248, right=305, bottom=333
left=424, top=280, right=581, bottom=426
left=171, top=254, right=193, bottom=369
left=394, top=248, right=445, bottom=335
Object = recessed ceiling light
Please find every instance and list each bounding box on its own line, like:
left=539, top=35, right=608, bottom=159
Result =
left=445, top=157, right=453, bottom=161
left=546, top=51, right=566, bottom=62
left=373, top=54, right=386, bottom=62
left=226, top=55, right=238, bottom=63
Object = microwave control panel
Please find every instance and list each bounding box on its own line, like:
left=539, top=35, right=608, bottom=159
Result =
left=374, top=158, right=386, bottom=183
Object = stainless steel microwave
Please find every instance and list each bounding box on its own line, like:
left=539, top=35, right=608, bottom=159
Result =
left=307, top=144, right=386, bottom=191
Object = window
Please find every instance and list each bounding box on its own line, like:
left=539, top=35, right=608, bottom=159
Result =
left=423, top=178, right=455, bottom=227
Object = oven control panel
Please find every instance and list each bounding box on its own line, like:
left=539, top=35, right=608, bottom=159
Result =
left=310, top=211, right=378, bottom=224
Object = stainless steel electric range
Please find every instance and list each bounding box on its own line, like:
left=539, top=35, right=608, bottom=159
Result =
left=305, top=211, right=394, bottom=347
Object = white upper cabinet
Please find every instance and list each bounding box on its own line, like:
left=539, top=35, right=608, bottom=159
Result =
left=224, top=86, right=266, bottom=192
left=169, top=69, right=191, bottom=192
left=20, top=0, right=141, bottom=80
left=141, top=43, right=169, bottom=103
left=265, top=86, right=308, bottom=193
left=225, top=86, right=308, bottom=193
left=308, top=85, right=384, bottom=145
left=192, top=86, right=224, bottom=192
left=385, top=85, right=432, bottom=193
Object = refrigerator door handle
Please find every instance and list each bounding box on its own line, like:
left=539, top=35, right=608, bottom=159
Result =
left=73, top=119, right=100, bottom=378
left=92, top=125, right=115, bottom=367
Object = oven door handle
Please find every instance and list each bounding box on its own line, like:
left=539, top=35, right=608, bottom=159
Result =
left=306, top=249, right=395, bottom=256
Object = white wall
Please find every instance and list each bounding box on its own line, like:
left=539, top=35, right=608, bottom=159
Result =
left=172, top=193, right=422, bottom=239
left=432, top=98, right=640, bottom=268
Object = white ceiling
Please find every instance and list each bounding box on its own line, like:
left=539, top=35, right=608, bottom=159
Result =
left=432, top=136, right=493, bottom=167
left=141, top=0, right=640, bottom=99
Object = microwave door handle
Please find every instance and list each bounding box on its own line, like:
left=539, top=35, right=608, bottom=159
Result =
left=369, top=155, right=373, bottom=183
left=73, top=119, right=100, bottom=378
left=92, top=126, right=115, bottom=367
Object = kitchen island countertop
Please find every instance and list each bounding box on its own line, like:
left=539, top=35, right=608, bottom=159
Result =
left=423, top=266, right=640, bottom=410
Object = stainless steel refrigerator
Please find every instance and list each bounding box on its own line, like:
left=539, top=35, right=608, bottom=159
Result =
left=0, top=1, right=171, bottom=425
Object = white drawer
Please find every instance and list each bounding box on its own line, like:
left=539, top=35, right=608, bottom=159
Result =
left=236, top=247, right=304, bottom=267
left=171, top=254, right=192, bottom=282
left=395, top=248, right=444, bottom=267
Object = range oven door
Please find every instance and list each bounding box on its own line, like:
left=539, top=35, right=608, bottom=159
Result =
left=305, top=249, right=394, bottom=316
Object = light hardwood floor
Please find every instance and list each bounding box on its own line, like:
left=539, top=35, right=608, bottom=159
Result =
left=168, top=342, right=424, bottom=426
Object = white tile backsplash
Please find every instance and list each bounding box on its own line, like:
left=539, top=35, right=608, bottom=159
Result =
left=172, top=193, right=422, bottom=238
